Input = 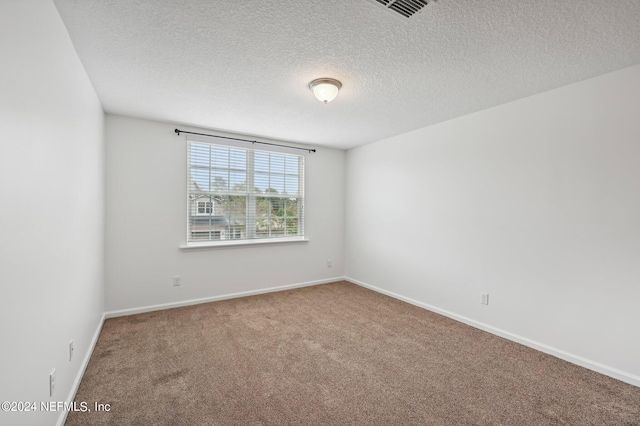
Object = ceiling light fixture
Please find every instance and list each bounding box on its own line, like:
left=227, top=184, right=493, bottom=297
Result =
left=309, top=78, right=342, bottom=104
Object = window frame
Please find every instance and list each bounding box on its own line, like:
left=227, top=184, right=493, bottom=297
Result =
left=185, top=134, right=307, bottom=248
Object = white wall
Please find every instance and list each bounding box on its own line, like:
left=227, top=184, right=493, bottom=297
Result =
left=345, top=64, right=640, bottom=386
left=0, top=1, right=105, bottom=425
left=105, top=115, right=345, bottom=314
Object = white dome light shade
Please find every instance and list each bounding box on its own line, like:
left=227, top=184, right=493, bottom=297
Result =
left=309, top=78, right=342, bottom=104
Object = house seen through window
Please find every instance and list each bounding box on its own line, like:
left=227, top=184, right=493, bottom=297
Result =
left=187, top=136, right=305, bottom=244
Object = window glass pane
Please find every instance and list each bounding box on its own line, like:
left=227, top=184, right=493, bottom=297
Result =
left=190, top=143, right=211, bottom=167
left=255, top=227, right=269, bottom=238
left=230, top=172, right=246, bottom=191
left=227, top=224, right=245, bottom=240
left=255, top=172, right=269, bottom=192
left=212, top=171, right=228, bottom=191
left=270, top=217, right=285, bottom=237
left=284, top=176, right=298, bottom=195
left=229, top=149, right=246, bottom=170
left=285, top=156, right=298, bottom=175
left=269, top=198, right=285, bottom=216
left=256, top=196, right=270, bottom=217
left=286, top=218, right=298, bottom=235
left=224, top=195, right=247, bottom=216
left=270, top=153, right=285, bottom=174
left=255, top=195, right=271, bottom=238
left=255, top=151, right=269, bottom=173
left=285, top=198, right=298, bottom=217
left=211, top=146, right=229, bottom=168
left=190, top=231, right=210, bottom=241
left=269, top=175, right=284, bottom=194
left=190, top=169, right=210, bottom=191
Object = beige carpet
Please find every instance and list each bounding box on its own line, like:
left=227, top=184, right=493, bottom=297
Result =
left=66, top=281, right=640, bottom=425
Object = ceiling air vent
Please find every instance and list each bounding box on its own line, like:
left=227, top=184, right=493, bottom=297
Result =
left=370, top=0, right=430, bottom=19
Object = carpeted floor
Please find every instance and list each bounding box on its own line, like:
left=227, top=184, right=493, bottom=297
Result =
left=66, top=281, right=640, bottom=425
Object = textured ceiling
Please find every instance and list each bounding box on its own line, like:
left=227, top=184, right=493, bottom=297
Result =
left=53, top=0, right=640, bottom=149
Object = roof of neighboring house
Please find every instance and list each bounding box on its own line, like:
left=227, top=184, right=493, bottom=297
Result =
left=190, top=215, right=229, bottom=227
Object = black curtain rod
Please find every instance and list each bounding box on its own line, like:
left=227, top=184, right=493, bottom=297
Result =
left=174, top=129, right=316, bottom=153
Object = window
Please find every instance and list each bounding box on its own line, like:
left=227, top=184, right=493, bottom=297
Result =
left=187, top=136, right=305, bottom=245
left=197, top=201, right=212, bottom=215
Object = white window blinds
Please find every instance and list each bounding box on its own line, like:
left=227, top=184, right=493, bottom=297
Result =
left=187, top=136, right=305, bottom=245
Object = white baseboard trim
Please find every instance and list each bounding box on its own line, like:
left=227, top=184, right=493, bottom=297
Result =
left=56, top=312, right=106, bottom=426
left=105, top=276, right=347, bottom=319
left=345, top=276, right=640, bottom=388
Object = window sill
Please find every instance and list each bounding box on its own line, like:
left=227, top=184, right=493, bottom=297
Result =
left=180, top=237, right=309, bottom=250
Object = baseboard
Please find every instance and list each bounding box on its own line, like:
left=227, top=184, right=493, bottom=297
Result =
left=105, top=276, right=347, bottom=319
left=345, top=276, right=640, bottom=388
left=56, top=312, right=106, bottom=426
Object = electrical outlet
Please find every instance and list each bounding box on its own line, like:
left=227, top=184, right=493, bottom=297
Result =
left=69, top=340, right=74, bottom=362
left=327, top=259, right=332, bottom=267
left=50, top=369, right=56, bottom=397
left=481, top=292, right=489, bottom=305
left=173, top=276, right=181, bottom=286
